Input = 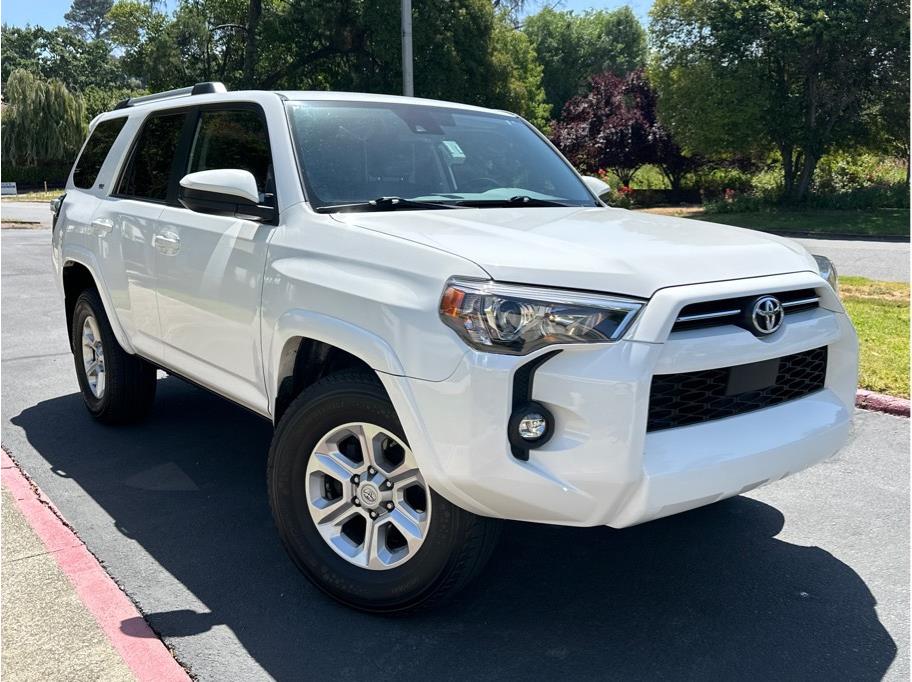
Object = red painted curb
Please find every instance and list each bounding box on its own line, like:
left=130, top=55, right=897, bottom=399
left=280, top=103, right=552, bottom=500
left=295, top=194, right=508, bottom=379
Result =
left=855, top=390, right=911, bottom=417
left=1, top=448, right=190, bottom=682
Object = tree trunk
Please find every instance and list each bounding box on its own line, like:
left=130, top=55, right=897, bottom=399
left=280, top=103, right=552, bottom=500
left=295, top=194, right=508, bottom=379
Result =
left=793, top=66, right=819, bottom=203
left=243, top=0, right=263, bottom=88
left=780, top=144, right=794, bottom=201
left=658, top=165, right=682, bottom=192
left=794, top=153, right=818, bottom=202
left=905, top=147, right=910, bottom=188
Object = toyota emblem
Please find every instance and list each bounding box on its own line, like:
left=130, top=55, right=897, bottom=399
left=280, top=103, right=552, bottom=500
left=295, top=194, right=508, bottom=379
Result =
left=750, top=296, right=784, bottom=334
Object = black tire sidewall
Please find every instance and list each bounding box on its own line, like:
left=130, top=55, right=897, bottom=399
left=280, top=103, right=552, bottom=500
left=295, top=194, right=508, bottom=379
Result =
left=268, top=379, right=467, bottom=612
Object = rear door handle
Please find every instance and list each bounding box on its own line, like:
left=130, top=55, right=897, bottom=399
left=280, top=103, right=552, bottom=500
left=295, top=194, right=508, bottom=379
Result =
left=91, top=218, right=113, bottom=236
left=152, top=232, right=181, bottom=256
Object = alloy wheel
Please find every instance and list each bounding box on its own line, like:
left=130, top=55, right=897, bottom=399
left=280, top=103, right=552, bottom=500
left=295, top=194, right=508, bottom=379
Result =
left=304, top=422, right=431, bottom=570
left=81, top=316, right=106, bottom=398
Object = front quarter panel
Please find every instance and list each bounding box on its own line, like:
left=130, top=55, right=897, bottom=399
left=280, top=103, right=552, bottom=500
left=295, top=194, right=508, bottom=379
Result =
left=261, top=204, right=488, bottom=409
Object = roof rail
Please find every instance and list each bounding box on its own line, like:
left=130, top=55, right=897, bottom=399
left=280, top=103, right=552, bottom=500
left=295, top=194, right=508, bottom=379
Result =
left=113, top=82, right=228, bottom=110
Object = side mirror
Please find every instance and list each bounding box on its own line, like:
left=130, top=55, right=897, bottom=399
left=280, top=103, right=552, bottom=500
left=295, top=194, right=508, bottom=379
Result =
left=582, top=176, right=611, bottom=199
left=179, top=169, right=275, bottom=222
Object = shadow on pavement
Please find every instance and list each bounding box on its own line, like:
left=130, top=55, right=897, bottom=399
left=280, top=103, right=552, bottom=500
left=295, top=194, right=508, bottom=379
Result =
left=12, top=377, right=897, bottom=680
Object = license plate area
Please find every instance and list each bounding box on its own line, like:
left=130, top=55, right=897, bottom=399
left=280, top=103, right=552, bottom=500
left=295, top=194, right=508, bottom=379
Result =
left=726, top=357, right=781, bottom=395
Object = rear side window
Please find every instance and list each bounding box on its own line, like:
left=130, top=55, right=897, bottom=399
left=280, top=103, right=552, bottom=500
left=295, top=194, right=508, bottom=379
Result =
left=117, top=112, right=186, bottom=201
left=187, top=109, right=272, bottom=194
left=73, top=117, right=127, bottom=190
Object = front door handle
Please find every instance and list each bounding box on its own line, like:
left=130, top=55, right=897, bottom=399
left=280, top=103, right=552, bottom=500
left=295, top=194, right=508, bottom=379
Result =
left=152, top=232, right=181, bottom=256
left=91, top=218, right=113, bottom=236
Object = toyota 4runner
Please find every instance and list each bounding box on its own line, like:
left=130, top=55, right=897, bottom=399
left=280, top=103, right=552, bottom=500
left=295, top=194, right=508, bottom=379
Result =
left=52, top=82, right=858, bottom=613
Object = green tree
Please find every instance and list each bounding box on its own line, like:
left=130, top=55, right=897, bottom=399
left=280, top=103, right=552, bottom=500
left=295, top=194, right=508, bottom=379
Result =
left=1, top=69, right=87, bottom=166
left=55, top=0, right=547, bottom=127
left=108, top=0, right=214, bottom=90
left=65, top=0, right=114, bottom=40
left=82, top=84, right=147, bottom=119
left=1, top=25, right=123, bottom=91
left=869, top=11, right=911, bottom=183
left=489, top=12, right=551, bottom=129
left=0, top=25, right=44, bottom=82
left=651, top=0, right=909, bottom=201
left=523, top=6, right=646, bottom=117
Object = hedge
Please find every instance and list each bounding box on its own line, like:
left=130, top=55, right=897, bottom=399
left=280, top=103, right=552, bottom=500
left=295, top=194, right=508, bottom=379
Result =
left=629, top=188, right=702, bottom=207
left=2, top=163, right=71, bottom=190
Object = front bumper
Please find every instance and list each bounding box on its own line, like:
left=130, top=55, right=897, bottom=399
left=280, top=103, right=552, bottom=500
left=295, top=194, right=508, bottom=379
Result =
left=380, top=272, right=858, bottom=527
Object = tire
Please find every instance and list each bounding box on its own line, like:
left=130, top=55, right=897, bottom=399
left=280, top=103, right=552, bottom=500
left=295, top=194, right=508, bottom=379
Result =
left=70, top=289, right=157, bottom=424
left=268, top=370, right=501, bottom=614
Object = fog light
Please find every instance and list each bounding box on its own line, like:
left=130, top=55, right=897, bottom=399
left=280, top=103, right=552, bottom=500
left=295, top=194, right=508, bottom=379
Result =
left=518, top=412, right=547, bottom=440
left=508, top=401, right=554, bottom=457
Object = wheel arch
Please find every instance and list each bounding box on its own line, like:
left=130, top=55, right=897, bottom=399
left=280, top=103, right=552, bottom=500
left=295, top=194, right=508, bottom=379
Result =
left=269, top=311, right=407, bottom=423
left=61, top=256, right=135, bottom=354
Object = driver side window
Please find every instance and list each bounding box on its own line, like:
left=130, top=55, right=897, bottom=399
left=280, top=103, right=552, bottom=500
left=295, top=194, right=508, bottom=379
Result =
left=187, top=109, right=273, bottom=198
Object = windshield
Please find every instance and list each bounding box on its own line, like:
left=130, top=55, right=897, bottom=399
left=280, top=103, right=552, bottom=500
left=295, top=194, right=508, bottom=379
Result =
left=285, top=101, right=597, bottom=211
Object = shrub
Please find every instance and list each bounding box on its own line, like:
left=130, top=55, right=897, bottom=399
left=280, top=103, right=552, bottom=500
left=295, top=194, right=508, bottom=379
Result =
left=603, top=185, right=635, bottom=208
left=813, top=152, right=905, bottom=194
left=1, top=163, right=72, bottom=189
left=690, top=167, right=754, bottom=199
left=805, top=184, right=909, bottom=210
left=702, top=194, right=771, bottom=214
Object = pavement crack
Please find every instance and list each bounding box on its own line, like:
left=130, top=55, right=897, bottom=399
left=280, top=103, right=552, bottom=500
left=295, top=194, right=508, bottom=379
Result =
left=2, top=546, right=79, bottom=565
left=2, top=351, right=72, bottom=363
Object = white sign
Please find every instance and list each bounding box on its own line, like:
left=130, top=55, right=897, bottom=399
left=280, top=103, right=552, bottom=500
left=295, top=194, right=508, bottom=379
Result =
left=1, top=182, right=17, bottom=196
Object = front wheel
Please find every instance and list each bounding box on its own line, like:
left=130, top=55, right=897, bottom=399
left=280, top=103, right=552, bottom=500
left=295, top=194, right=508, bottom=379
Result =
left=267, top=370, right=500, bottom=613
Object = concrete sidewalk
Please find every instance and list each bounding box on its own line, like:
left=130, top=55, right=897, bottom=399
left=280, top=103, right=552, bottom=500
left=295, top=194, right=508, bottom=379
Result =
left=1, top=451, right=189, bottom=681
left=1, top=489, right=134, bottom=681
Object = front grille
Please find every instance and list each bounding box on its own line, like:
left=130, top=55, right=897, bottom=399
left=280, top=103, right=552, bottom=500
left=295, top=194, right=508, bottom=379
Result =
left=647, top=346, right=828, bottom=432
left=672, top=288, right=820, bottom=334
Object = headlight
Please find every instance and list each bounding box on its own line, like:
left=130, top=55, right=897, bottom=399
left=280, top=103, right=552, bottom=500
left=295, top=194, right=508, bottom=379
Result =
left=813, top=255, right=838, bottom=293
left=439, top=278, right=643, bottom=355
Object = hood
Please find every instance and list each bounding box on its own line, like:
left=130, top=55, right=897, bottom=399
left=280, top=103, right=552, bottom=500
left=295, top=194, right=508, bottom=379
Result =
left=331, top=207, right=817, bottom=298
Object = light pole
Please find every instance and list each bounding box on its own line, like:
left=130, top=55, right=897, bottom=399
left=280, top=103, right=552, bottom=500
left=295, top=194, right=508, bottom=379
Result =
left=401, top=0, right=414, bottom=96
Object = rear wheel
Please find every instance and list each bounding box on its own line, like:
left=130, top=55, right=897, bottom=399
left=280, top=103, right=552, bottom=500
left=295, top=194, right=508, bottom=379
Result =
left=70, top=289, right=157, bottom=424
left=268, top=370, right=500, bottom=613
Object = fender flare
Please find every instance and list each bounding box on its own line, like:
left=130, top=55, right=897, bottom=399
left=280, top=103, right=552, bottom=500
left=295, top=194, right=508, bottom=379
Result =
left=61, top=247, right=136, bottom=354
left=268, top=309, right=408, bottom=411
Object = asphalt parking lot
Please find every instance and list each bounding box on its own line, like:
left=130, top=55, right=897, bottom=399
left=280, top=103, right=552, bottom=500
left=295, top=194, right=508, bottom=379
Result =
left=2, top=227, right=909, bottom=680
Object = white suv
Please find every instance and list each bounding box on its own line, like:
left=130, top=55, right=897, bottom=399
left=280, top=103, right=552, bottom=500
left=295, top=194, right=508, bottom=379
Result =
left=52, top=83, right=857, bottom=613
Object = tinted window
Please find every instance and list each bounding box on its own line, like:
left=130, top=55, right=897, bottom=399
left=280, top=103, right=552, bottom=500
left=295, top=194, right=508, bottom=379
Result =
left=117, top=112, right=186, bottom=201
left=73, top=117, right=127, bottom=189
left=188, top=109, right=272, bottom=195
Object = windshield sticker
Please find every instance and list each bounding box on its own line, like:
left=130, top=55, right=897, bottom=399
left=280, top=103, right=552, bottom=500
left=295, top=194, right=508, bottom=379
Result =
left=442, top=140, right=466, bottom=161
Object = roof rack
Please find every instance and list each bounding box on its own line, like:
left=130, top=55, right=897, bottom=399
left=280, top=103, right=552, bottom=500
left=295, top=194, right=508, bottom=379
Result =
left=113, top=82, right=228, bottom=110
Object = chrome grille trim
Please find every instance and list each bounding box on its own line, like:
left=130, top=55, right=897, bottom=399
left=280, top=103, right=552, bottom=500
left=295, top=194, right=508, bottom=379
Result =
left=676, top=309, right=742, bottom=323
left=780, top=296, right=820, bottom=309
left=671, top=289, right=821, bottom=334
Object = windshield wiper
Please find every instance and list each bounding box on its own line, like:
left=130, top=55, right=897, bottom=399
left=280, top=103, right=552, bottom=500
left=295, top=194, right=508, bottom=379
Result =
left=315, top=196, right=462, bottom=213
left=454, top=195, right=574, bottom=208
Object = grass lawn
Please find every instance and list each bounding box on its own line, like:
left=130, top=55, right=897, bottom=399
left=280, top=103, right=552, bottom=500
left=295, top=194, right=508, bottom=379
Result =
left=640, top=206, right=910, bottom=238
left=694, top=208, right=910, bottom=238
left=1, top=190, right=63, bottom=203
left=839, top=276, right=909, bottom=398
